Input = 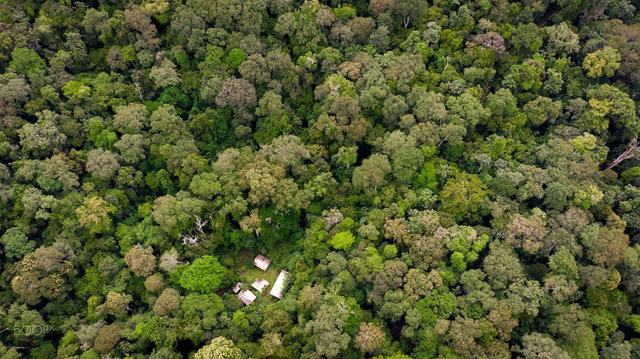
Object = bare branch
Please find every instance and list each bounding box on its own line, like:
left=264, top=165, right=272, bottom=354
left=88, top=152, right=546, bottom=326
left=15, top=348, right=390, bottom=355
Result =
left=181, top=234, right=199, bottom=245
left=607, top=138, right=639, bottom=170
left=194, top=214, right=208, bottom=234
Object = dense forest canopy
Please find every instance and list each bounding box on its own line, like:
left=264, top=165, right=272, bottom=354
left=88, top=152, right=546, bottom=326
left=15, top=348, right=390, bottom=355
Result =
left=3, top=0, right=640, bottom=358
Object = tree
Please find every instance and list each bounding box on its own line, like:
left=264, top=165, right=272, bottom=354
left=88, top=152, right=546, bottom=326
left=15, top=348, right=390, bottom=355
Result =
left=505, top=209, right=547, bottom=255
left=411, top=90, right=448, bottom=123
left=2, top=303, right=48, bottom=343
left=549, top=247, right=579, bottom=280
left=254, top=92, right=293, bottom=144
left=20, top=187, right=57, bottom=220
left=600, top=20, right=640, bottom=87
left=152, top=193, right=206, bottom=235
left=178, top=255, right=228, bottom=293
left=548, top=305, right=598, bottom=358
left=82, top=8, right=112, bottom=43
left=63, top=32, right=88, bottom=69
left=510, top=23, right=544, bottom=55
left=368, top=0, right=390, bottom=16
left=159, top=248, right=179, bottom=272
left=446, top=316, right=509, bottom=358
left=503, top=55, right=546, bottom=95
left=194, top=337, right=242, bottom=359
left=413, top=287, right=456, bottom=327
left=115, top=134, right=148, bottom=164
left=439, top=172, right=490, bottom=223
left=150, top=59, right=182, bottom=88
left=153, top=288, right=181, bottom=316
left=94, top=324, right=121, bottom=354
left=446, top=92, right=490, bottom=131
left=352, top=154, right=391, bottom=193
left=239, top=54, right=270, bottom=85
left=484, top=88, right=520, bottom=131
left=189, top=172, right=222, bottom=199
left=0, top=73, right=30, bottom=113
left=389, top=0, right=426, bottom=28
left=473, top=32, right=506, bottom=57
left=330, top=231, right=355, bottom=250
left=18, top=114, right=67, bottom=157
left=11, top=242, right=76, bottom=305
left=355, top=322, right=386, bottom=354
left=304, top=301, right=351, bottom=358
left=215, top=77, right=257, bottom=124
left=583, top=46, right=621, bottom=78
left=144, top=273, right=166, bottom=293
left=261, top=135, right=310, bottom=173
left=125, top=245, right=156, bottom=277
left=297, top=284, right=325, bottom=313
left=483, top=242, right=525, bottom=291
left=580, top=224, right=629, bottom=268
left=149, top=104, right=192, bottom=144
left=0, top=227, right=35, bottom=260
left=123, top=5, right=160, bottom=51
left=113, top=103, right=148, bottom=134
left=76, top=195, right=114, bottom=234
left=580, top=84, right=638, bottom=136
left=226, top=48, right=247, bottom=69
left=9, top=47, right=47, bottom=79
left=384, top=53, right=424, bottom=93
left=523, top=96, right=561, bottom=127
left=369, top=25, right=390, bottom=52
left=86, top=149, right=120, bottom=181
left=332, top=146, right=358, bottom=170
left=370, top=260, right=408, bottom=305
left=100, top=291, right=132, bottom=318
left=545, top=22, right=580, bottom=56
left=390, top=145, right=424, bottom=183
left=273, top=4, right=326, bottom=56
left=519, top=333, right=571, bottom=359
left=261, top=306, right=293, bottom=333
left=31, top=154, right=81, bottom=192
left=600, top=342, right=632, bottom=359
left=382, top=95, right=409, bottom=125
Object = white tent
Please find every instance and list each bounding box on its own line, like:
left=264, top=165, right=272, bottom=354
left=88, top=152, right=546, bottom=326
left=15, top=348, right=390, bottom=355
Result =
left=237, top=290, right=257, bottom=305
left=269, top=270, right=289, bottom=299
left=232, top=282, right=243, bottom=294
left=251, top=279, right=269, bottom=293
left=254, top=254, right=271, bottom=271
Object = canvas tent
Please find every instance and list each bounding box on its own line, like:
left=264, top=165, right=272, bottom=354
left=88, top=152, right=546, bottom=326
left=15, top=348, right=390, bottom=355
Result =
left=254, top=255, right=271, bottom=271
left=269, top=270, right=289, bottom=299
left=232, top=282, right=243, bottom=294
left=237, top=290, right=256, bottom=305
left=251, top=279, right=269, bottom=293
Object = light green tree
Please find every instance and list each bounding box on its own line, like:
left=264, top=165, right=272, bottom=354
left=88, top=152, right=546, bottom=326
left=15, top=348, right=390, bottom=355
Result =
left=179, top=256, right=228, bottom=293
left=194, top=337, right=242, bottom=359
left=583, top=46, right=621, bottom=78
left=330, top=231, right=355, bottom=250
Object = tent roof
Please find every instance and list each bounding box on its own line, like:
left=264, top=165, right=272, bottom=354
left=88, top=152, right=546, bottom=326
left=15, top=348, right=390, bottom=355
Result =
left=237, top=290, right=256, bottom=305
left=254, top=254, right=271, bottom=271
left=269, top=270, right=289, bottom=299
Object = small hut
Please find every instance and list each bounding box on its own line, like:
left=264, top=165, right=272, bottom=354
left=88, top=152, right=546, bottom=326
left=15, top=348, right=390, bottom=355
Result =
left=237, top=290, right=256, bottom=305
left=251, top=279, right=269, bottom=293
left=269, top=270, right=289, bottom=299
left=232, top=282, right=243, bottom=294
left=254, top=255, right=271, bottom=271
